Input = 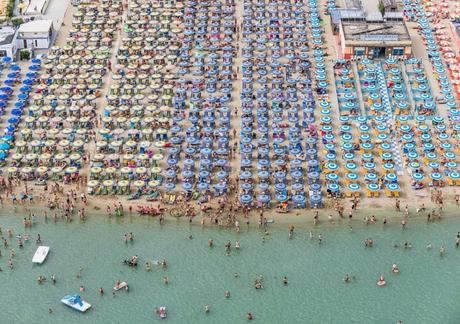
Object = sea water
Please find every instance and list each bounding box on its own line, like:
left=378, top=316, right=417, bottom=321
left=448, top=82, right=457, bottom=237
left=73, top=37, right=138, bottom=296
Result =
left=1, top=210, right=460, bottom=324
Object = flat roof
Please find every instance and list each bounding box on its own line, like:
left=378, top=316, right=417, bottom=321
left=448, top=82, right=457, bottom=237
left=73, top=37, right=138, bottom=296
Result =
left=0, top=27, right=15, bottom=46
left=384, top=12, right=404, bottom=20
left=18, top=20, right=53, bottom=34
left=25, top=0, right=48, bottom=15
left=343, top=0, right=362, bottom=9
left=342, top=20, right=412, bottom=45
left=339, top=9, right=365, bottom=21
left=454, top=21, right=460, bottom=38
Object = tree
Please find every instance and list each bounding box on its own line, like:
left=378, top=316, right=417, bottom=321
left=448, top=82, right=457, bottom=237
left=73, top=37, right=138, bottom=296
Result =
left=378, top=0, right=385, bottom=16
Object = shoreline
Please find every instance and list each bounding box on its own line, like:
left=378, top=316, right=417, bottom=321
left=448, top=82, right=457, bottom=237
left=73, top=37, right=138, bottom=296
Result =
left=1, top=193, right=457, bottom=231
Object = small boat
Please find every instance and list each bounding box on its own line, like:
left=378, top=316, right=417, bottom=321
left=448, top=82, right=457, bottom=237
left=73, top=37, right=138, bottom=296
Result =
left=158, top=306, right=167, bottom=319
left=113, top=281, right=128, bottom=291
left=61, top=294, right=91, bottom=312
left=32, top=246, right=50, bottom=264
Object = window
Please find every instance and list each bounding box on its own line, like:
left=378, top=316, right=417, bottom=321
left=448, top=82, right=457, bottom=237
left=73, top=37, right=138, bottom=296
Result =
left=354, top=47, right=365, bottom=56
left=392, top=47, right=404, bottom=56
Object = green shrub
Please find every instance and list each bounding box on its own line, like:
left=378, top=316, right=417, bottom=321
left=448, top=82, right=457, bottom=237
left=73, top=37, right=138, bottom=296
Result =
left=6, top=0, right=14, bottom=18
left=378, top=1, right=385, bottom=16
left=19, top=49, right=30, bottom=60
left=11, top=18, right=23, bottom=27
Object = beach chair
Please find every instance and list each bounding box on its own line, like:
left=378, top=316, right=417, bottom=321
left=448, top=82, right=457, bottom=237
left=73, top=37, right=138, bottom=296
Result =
left=447, top=178, right=454, bottom=186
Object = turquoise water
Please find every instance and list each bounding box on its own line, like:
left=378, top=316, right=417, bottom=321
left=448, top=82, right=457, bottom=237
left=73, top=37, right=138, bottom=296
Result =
left=1, top=210, right=460, bottom=324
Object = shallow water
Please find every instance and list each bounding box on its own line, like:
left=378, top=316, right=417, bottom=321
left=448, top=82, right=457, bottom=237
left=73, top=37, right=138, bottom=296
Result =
left=1, top=210, right=460, bottom=324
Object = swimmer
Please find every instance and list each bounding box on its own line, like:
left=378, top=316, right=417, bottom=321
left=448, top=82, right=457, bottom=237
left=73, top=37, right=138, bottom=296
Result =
left=79, top=286, right=85, bottom=292
left=318, top=234, right=322, bottom=244
left=235, top=240, right=240, bottom=249
left=309, top=231, right=313, bottom=240
left=426, top=243, right=432, bottom=250
left=145, top=261, right=152, bottom=271
left=288, top=225, right=294, bottom=239
left=440, top=245, right=445, bottom=256
left=343, top=274, right=351, bottom=283
left=51, top=274, right=56, bottom=284
left=247, top=312, right=253, bottom=320
left=208, top=238, right=213, bottom=247
left=204, top=304, right=210, bottom=313
left=282, top=276, right=288, bottom=285
left=225, top=290, right=230, bottom=298
left=49, top=308, right=53, bottom=314
left=392, top=264, right=399, bottom=273
left=163, top=276, right=169, bottom=285
left=99, top=287, right=104, bottom=295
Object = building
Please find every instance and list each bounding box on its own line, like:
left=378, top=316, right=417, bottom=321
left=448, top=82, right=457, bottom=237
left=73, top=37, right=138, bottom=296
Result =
left=17, top=19, right=54, bottom=50
left=449, top=20, right=460, bottom=51
left=0, top=27, right=18, bottom=59
left=24, top=0, right=50, bottom=16
left=333, top=9, right=412, bottom=59
left=382, top=0, right=398, bottom=12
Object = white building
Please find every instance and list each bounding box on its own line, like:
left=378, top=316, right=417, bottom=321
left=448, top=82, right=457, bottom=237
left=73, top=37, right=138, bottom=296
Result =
left=0, top=27, right=18, bottom=59
left=24, top=0, right=50, bottom=16
left=17, top=20, right=54, bottom=49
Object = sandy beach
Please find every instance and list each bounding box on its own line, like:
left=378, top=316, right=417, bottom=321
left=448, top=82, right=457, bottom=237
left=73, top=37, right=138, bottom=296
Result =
left=0, top=0, right=455, bottom=229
